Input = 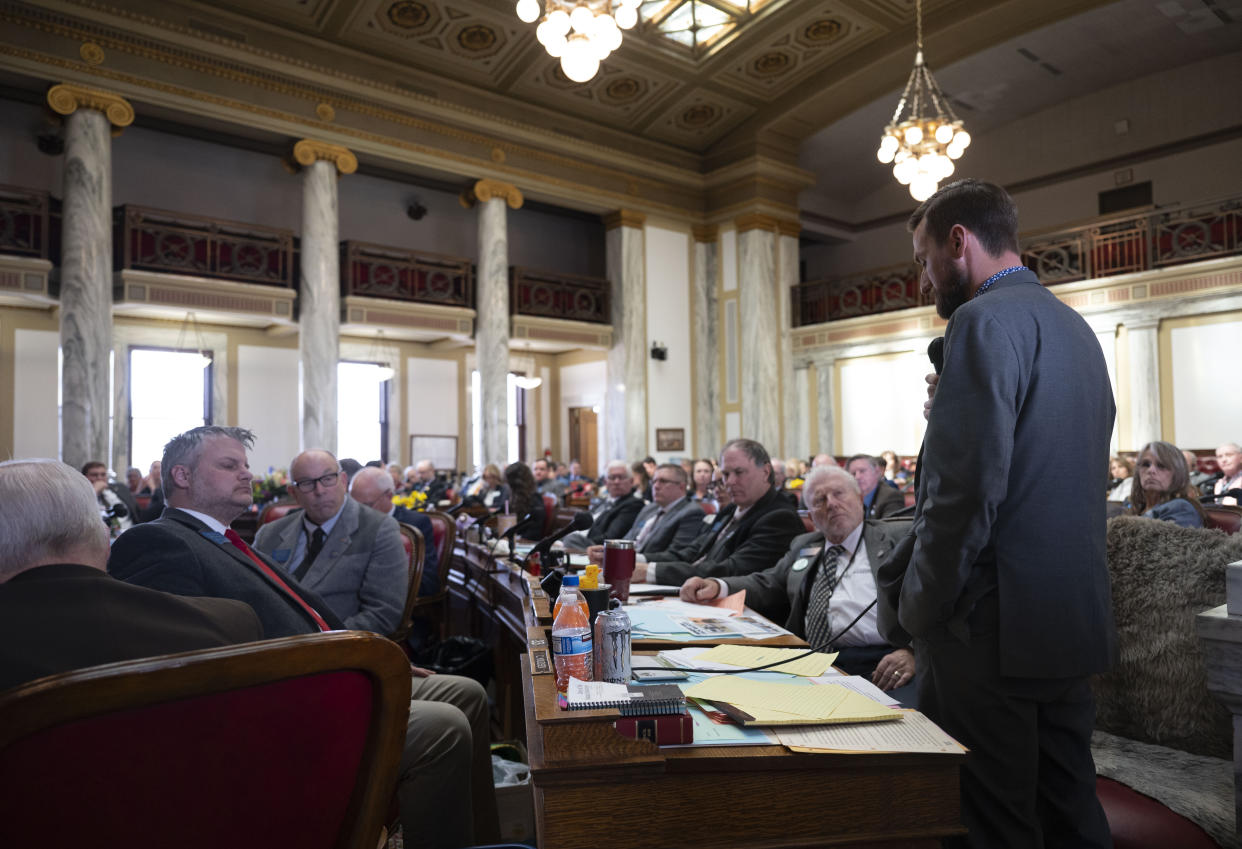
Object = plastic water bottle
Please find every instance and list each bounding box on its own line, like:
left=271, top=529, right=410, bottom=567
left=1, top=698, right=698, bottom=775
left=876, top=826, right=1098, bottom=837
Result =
left=552, top=574, right=593, bottom=694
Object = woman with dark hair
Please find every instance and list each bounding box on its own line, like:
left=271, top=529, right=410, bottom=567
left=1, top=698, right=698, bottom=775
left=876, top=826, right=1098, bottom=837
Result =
left=504, top=462, right=546, bottom=540
left=1128, top=441, right=1205, bottom=528
left=1107, top=455, right=1134, bottom=502
left=690, top=458, right=715, bottom=502
left=631, top=460, right=652, bottom=502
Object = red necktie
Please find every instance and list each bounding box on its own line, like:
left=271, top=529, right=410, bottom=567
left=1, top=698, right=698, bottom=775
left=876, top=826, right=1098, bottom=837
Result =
left=224, top=528, right=332, bottom=632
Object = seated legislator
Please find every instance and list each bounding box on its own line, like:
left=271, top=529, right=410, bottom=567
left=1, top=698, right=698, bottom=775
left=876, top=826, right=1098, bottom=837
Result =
left=690, top=458, right=715, bottom=504
left=504, top=461, right=546, bottom=540
left=0, top=458, right=260, bottom=692
left=82, top=460, right=139, bottom=532
left=561, top=459, right=644, bottom=550
left=348, top=465, right=440, bottom=596
left=532, top=457, right=565, bottom=500
left=634, top=438, right=805, bottom=586
left=107, top=426, right=499, bottom=847
left=1128, top=440, right=1206, bottom=529
left=680, top=465, right=917, bottom=706
left=846, top=453, right=906, bottom=519
left=1215, top=442, right=1242, bottom=506
left=586, top=463, right=704, bottom=563
left=251, top=450, right=407, bottom=635
left=410, top=459, right=448, bottom=504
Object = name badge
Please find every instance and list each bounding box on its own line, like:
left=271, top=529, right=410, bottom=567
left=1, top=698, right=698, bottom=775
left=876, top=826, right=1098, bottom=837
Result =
left=792, top=558, right=810, bottom=572
left=199, top=530, right=228, bottom=544
left=272, top=548, right=291, bottom=563
left=791, top=546, right=821, bottom=572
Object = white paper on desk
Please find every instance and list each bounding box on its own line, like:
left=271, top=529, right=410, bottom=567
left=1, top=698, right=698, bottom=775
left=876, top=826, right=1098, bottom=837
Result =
left=634, top=599, right=737, bottom=620
left=624, top=607, right=690, bottom=634
left=775, top=710, right=965, bottom=754
left=811, top=674, right=899, bottom=706
left=565, top=678, right=632, bottom=704
left=654, top=647, right=740, bottom=671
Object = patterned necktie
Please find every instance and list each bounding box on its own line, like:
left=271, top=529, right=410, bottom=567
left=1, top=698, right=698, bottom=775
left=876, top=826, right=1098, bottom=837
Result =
left=694, top=512, right=739, bottom=566
left=223, top=528, right=331, bottom=632
left=804, top=544, right=847, bottom=649
left=295, top=526, right=325, bottom=581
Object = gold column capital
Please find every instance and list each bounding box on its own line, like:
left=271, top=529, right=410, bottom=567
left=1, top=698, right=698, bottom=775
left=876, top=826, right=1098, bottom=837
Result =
left=461, top=178, right=523, bottom=210
left=691, top=223, right=718, bottom=243
left=734, top=213, right=779, bottom=234
left=292, top=139, right=358, bottom=175
left=775, top=218, right=801, bottom=238
left=603, top=210, right=646, bottom=231
left=46, top=83, right=134, bottom=128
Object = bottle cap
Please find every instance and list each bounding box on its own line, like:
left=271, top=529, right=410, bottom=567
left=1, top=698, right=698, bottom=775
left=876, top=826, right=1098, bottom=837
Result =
left=562, top=574, right=579, bottom=587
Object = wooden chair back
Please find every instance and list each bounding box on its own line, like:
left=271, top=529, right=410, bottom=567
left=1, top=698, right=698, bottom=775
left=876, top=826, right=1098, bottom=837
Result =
left=542, top=493, right=558, bottom=536
left=258, top=498, right=299, bottom=526
left=1204, top=504, right=1242, bottom=536
left=405, top=511, right=456, bottom=640
left=0, top=633, right=411, bottom=849
left=390, top=522, right=427, bottom=644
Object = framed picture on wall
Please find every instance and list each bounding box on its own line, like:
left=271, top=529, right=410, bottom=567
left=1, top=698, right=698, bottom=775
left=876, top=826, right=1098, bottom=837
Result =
left=655, top=428, right=684, bottom=452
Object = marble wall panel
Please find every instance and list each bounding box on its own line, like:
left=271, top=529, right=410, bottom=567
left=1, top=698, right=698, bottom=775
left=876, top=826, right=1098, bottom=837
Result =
left=476, top=196, right=510, bottom=466
left=299, top=159, right=341, bottom=452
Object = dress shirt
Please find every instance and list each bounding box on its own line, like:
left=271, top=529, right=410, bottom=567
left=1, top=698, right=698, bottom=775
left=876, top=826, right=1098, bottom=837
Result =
left=286, top=500, right=347, bottom=574
left=712, top=521, right=881, bottom=647
left=179, top=508, right=228, bottom=535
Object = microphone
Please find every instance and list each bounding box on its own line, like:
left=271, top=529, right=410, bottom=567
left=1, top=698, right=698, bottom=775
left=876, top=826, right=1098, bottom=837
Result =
left=928, top=336, right=945, bottom=375
left=525, top=510, right=593, bottom=568
left=101, top=502, right=128, bottom=524
left=446, top=495, right=483, bottom=516
left=1201, top=488, right=1242, bottom=504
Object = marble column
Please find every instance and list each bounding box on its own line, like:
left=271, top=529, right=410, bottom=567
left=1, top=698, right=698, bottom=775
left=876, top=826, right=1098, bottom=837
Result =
left=691, top=225, right=720, bottom=457
left=47, top=84, right=133, bottom=469
left=790, top=365, right=810, bottom=462
left=292, top=139, right=357, bottom=452
left=776, top=220, right=800, bottom=459
left=1125, top=318, right=1162, bottom=449
left=469, top=179, right=524, bottom=467
left=604, top=211, right=647, bottom=463
left=816, top=357, right=836, bottom=457
left=736, top=215, right=781, bottom=452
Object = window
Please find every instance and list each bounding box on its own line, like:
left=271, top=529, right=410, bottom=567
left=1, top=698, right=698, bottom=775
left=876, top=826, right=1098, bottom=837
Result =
left=471, top=370, right=527, bottom=467
left=129, top=347, right=212, bottom=471
left=337, top=361, right=390, bottom=464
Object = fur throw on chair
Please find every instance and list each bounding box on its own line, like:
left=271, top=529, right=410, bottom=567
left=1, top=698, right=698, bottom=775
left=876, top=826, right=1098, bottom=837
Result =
left=1094, top=515, right=1242, bottom=759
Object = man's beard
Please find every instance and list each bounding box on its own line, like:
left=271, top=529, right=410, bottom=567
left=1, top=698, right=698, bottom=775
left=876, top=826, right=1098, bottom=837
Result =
left=935, top=264, right=970, bottom=319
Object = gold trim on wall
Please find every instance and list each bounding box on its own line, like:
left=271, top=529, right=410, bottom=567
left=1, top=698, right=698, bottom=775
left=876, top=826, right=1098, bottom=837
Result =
left=691, top=223, right=718, bottom=243
left=734, top=213, right=778, bottom=233
left=292, top=139, right=358, bottom=175
left=46, top=81, right=134, bottom=127
left=468, top=178, right=524, bottom=210
left=603, top=210, right=647, bottom=231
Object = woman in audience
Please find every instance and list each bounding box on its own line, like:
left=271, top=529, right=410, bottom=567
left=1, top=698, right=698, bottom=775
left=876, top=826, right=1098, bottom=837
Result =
left=631, top=460, right=652, bottom=502
left=881, top=450, right=901, bottom=481
left=1128, top=441, right=1205, bottom=528
left=1107, top=455, right=1134, bottom=502
left=690, top=458, right=715, bottom=502
left=503, top=462, right=545, bottom=540
left=468, top=463, right=509, bottom=509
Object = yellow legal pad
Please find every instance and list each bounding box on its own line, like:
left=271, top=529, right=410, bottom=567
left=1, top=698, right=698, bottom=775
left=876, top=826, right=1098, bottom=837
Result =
left=693, top=645, right=839, bottom=677
left=685, top=677, right=902, bottom=727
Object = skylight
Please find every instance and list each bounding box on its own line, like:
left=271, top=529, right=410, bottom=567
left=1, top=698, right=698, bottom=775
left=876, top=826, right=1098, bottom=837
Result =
left=638, top=0, right=778, bottom=56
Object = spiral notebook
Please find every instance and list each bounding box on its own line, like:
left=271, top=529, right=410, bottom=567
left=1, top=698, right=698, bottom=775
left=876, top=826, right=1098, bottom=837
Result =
left=562, top=680, right=686, bottom=715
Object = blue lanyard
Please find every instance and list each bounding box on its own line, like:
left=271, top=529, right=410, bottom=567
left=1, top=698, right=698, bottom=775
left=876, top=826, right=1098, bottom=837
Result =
left=974, top=265, right=1028, bottom=298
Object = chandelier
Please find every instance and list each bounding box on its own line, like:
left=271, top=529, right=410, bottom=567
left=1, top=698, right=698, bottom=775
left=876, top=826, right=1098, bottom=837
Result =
left=875, top=0, right=971, bottom=202
left=515, top=0, right=640, bottom=83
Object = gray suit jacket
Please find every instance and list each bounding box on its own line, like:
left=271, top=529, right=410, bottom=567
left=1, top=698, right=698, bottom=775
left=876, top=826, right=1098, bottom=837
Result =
left=883, top=271, right=1116, bottom=678
left=724, top=522, right=909, bottom=642
left=108, top=508, right=346, bottom=638
left=253, top=498, right=407, bottom=636
left=627, top=496, right=705, bottom=556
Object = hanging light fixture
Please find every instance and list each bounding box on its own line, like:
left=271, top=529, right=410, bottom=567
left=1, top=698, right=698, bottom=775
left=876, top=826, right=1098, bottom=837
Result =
left=516, top=0, right=639, bottom=83
left=367, top=330, right=396, bottom=383
left=175, top=311, right=212, bottom=370
left=876, top=0, right=971, bottom=202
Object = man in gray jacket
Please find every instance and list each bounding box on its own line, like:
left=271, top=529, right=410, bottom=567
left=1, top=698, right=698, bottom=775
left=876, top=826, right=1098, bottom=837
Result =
left=254, top=449, right=406, bottom=636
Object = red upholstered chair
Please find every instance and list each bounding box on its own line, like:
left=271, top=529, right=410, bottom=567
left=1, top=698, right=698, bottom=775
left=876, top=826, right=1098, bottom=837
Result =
left=390, top=522, right=427, bottom=645
left=0, top=632, right=411, bottom=849
left=1204, top=505, right=1242, bottom=536
left=1096, top=777, right=1218, bottom=849
left=258, top=498, right=299, bottom=526
left=797, top=510, right=814, bottom=533
left=701, top=501, right=717, bottom=515
left=542, top=493, right=558, bottom=537
left=406, top=511, right=455, bottom=639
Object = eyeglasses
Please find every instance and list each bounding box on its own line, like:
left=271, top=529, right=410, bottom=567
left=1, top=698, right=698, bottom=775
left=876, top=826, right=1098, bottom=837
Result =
left=652, top=477, right=681, bottom=487
left=712, top=480, right=726, bottom=490
left=293, top=471, right=340, bottom=492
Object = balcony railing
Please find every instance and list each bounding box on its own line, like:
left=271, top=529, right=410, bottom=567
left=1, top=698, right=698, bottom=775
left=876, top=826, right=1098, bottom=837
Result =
left=510, top=267, right=609, bottom=324
left=794, top=192, right=1242, bottom=327
left=341, top=241, right=473, bottom=308
left=0, top=184, right=51, bottom=259
left=114, top=205, right=295, bottom=287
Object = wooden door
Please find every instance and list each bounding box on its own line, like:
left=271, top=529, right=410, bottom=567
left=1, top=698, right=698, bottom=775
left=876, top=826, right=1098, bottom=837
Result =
left=568, top=407, right=598, bottom=478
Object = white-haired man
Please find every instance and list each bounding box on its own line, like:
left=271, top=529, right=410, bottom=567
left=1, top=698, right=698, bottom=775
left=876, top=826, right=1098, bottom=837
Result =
left=681, top=464, right=916, bottom=705
left=349, top=465, right=440, bottom=596
left=0, top=458, right=260, bottom=691
left=562, top=459, right=644, bottom=550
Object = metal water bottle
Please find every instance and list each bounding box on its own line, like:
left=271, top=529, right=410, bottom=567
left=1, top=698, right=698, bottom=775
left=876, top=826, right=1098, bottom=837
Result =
left=592, top=606, right=632, bottom=684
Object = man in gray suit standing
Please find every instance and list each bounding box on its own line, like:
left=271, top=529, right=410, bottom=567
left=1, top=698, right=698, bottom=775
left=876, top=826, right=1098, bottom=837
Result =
left=882, top=179, right=1115, bottom=848
left=253, top=449, right=407, bottom=636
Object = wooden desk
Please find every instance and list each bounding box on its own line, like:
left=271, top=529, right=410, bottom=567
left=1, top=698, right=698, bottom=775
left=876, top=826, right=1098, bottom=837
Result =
left=522, top=655, right=964, bottom=849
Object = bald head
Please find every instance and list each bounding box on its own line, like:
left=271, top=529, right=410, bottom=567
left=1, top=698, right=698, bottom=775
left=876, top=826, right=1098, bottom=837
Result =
left=350, top=466, right=397, bottom=515
left=289, top=449, right=345, bottom=525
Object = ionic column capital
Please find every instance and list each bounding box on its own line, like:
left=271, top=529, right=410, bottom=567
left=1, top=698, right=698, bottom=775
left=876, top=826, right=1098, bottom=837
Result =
left=691, top=223, right=718, bottom=243
left=46, top=83, right=134, bottom=128
left=460, top=178, right=523, bottom=210
left=292, top=139, right=358, bottom=175
left=775, top=218, right=801, bottom=238
left=735, top=213, right=779, bottom=234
